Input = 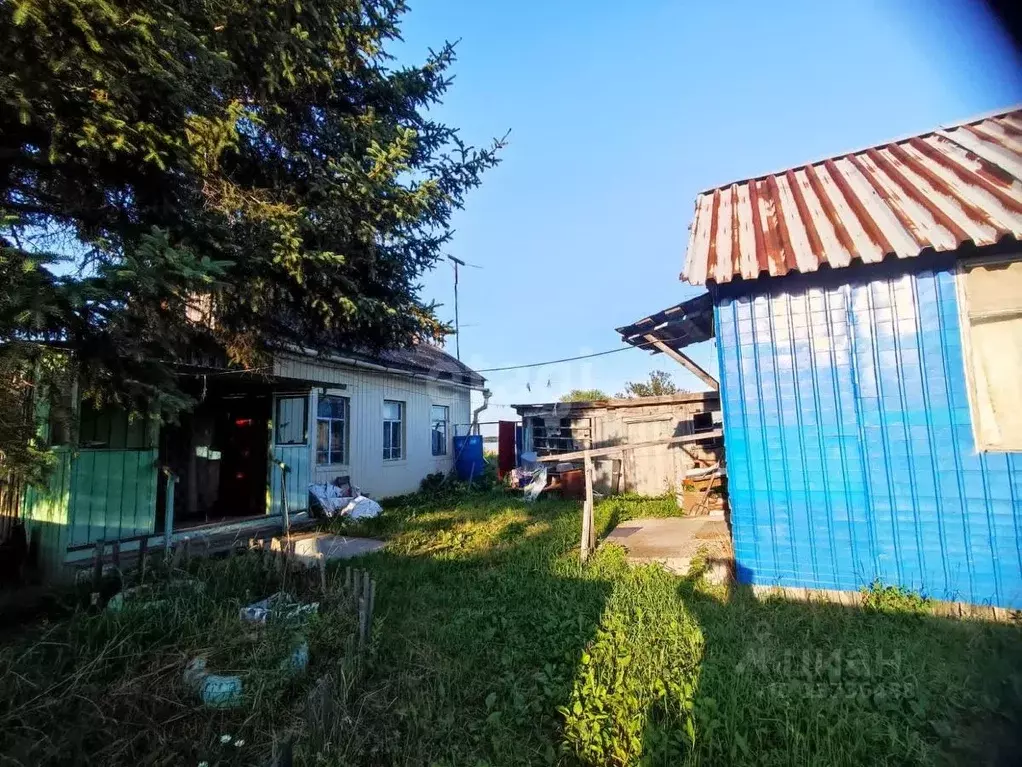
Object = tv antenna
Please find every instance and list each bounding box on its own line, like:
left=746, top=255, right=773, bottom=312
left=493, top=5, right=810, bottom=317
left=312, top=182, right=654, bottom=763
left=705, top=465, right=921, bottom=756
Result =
left=447, top=256, right=482, bottom=360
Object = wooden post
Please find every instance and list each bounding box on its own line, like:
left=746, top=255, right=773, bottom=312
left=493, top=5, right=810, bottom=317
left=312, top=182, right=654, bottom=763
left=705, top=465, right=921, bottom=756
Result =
left=368, top=578, right=376, bottom=637
left=178, top=537, right=191, bottom=568
left=92, top=539, right=105, bottom=591
left=138, top=537, right=148, bottom=581
left=318, top=554, right=327, bottom=595
left=353, top=568, right=362, bottom=605
left=642, top=334, right=719, bottom=390
left=163, top=468, right=176, bottom=553
left=358, top=596, right=368, bottom=647
left=580, top=451, right=593, bottom=563
left=362, top=574, right=371, bottom=641
left=584, top=452, right=596, bottom=554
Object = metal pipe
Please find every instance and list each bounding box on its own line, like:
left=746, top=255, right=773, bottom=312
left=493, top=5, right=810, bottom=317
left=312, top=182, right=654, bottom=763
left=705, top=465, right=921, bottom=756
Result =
left=471, top=389, right=492, bottom=435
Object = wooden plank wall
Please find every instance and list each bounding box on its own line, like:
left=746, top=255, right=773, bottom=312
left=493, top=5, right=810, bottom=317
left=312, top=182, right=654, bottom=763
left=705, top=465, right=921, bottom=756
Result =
left=270, top=443, right=313, bottom=515
left=67, top=449, right=159, bottom=547
left=21, top=449, right=74, bottom=577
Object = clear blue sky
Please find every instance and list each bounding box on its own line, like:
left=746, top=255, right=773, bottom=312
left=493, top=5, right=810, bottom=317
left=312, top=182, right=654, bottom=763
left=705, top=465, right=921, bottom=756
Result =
left=395, top=0, right=1022, bottom=429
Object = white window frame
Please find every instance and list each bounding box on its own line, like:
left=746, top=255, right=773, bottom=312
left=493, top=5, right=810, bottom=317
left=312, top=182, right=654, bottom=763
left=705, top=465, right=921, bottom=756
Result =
left=431, top=404, right=450, bottom=456
left=383, top=400, right=405, bottom=461
left=316, top=395, right=349, bottom=466
left=956, top=253, right=1022, bottom=452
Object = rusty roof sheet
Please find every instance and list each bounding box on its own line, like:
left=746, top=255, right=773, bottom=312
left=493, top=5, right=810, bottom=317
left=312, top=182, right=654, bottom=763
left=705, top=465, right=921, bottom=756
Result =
left=681, top=107, right=1022, bottom=285
left=616, top=293, right=714, bottom=351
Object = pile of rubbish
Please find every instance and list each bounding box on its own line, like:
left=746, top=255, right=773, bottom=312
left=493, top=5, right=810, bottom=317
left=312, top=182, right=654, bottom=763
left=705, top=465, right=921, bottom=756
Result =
left=507, top=452, right=548, bottom=502
left=307, top=476, right=381, bottom=520
left=183, top=591, right=319, bottom=709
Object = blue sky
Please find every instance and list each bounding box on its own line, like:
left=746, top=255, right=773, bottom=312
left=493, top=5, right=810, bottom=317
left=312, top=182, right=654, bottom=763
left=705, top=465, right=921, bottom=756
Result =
left=395, top=0, right=1022, bottom=429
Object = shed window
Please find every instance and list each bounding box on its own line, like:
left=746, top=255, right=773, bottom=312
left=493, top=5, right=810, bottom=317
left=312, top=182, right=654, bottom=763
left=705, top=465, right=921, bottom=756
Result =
left=383, top=400, right=404, bottom=460
left=692, top=412, right=714, bottom=433
left=275, top=395, right=308, bottom=445
left=960, top=257, right=1022, bottom=451
left=431, top=405, right=449, bottom=456
left=316, top=396, right=349, bottom=465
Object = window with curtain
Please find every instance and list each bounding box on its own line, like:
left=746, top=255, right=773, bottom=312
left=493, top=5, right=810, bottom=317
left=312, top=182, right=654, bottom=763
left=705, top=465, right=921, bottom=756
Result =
left=383, top=400, right=404, bottom=460
left=431, top=404, right=449, bottom=456
left=316, top=395, right=349, bottom=465
left=275, top=395, right=308, bottom=445
left=961, top=256, right=1022, bottom=451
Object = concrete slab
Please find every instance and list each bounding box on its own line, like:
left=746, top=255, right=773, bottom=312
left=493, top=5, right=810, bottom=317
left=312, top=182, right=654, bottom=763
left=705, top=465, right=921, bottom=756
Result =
left=605, top=517, right=732, bottom=579
left=285, top=532, right=386, bottom=565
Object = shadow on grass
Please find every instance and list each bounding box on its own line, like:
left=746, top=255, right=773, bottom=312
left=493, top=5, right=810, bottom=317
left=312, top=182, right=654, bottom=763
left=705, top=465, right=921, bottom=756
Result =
left=347, top=497, right=614, bottom=766
left=633, top=575, right=1022, bottom=766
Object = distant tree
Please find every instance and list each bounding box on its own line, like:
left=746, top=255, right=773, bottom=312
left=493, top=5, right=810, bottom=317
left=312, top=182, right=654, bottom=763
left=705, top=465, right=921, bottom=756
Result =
left=617, top=370, right=684, bottom=398
left=560, top=389, right=609, bottom=403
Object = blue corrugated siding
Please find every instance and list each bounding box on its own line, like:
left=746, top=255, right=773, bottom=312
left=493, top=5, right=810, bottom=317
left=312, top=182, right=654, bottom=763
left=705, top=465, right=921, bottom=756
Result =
left=714, top=255, right=1022, bottom=609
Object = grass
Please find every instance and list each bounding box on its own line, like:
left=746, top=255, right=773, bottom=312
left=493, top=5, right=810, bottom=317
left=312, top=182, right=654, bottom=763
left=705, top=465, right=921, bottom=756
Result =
left=2, top=490, right=1021, bottom=765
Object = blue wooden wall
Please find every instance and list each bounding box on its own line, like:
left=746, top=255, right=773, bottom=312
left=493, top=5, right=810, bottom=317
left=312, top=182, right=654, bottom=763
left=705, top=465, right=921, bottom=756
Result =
left=714, top=255, right=1022, bottom=609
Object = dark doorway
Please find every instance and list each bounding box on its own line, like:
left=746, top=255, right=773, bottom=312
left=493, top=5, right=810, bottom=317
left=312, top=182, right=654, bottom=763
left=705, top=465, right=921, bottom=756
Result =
left=156, top=380, right=272, bottom=531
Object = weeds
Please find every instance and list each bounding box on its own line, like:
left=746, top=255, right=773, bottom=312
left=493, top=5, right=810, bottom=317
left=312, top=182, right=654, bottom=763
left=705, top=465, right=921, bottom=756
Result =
left=3, top=492, right=1021, bottom=765
left=0, top=552, right=375, bottom=765
left=861, top=580, right=931, bottom=614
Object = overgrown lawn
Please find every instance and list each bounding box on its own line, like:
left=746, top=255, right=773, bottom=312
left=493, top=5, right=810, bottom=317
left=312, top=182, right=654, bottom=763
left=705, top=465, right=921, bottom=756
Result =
left=2, top=493, right=1020, bottom=765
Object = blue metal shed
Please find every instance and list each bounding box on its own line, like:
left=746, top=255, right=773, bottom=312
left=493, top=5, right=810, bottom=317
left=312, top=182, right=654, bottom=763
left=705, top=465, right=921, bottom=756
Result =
left=623, top=107, right=1022, bottom=608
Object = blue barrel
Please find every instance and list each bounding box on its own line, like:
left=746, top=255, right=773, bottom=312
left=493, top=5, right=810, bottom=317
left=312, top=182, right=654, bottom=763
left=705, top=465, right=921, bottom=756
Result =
left=453, top=435, right=485, bottom=481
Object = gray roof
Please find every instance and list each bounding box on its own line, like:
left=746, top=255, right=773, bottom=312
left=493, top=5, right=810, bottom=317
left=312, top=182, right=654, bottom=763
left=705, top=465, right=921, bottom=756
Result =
left=352, top=343, right=485, bottom=388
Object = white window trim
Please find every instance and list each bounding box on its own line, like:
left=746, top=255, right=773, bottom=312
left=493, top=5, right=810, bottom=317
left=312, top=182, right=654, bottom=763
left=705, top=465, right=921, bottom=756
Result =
left=955, top=254, right=1022, bottom=453
left=316, top=394, right=350, bottom=466
left=383, top=399, right=405, bottom=462
left=431, top=404, right=450, bottom=457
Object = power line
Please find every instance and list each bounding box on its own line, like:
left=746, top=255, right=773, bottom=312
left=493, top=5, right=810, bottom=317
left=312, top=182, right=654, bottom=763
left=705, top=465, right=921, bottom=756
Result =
left=476, top=346, right=632, bottom=373
left=474, top=329, right=712, bottom=374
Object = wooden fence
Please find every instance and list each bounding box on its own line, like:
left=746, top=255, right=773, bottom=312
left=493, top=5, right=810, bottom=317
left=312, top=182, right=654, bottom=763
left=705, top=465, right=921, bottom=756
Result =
left=0, top=471, right=24, bottom=542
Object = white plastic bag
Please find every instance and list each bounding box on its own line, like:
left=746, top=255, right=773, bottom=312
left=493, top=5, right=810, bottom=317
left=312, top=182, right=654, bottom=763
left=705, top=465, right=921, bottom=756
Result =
left=341, top=494, right=382, bottom=519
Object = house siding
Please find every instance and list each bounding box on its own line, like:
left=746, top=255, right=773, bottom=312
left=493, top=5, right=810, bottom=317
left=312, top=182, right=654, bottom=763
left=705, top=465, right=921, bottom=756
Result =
left=274, top=353, right=473, bottom=498
left=714, top=254, right=1022, bottom=608
left=17, top=351, right=475, bottom=582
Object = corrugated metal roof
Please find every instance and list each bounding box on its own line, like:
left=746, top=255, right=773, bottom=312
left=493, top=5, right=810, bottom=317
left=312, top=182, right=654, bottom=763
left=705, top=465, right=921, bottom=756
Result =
left=682, top=107, right=1022, bottom=285
left=616, top=293, right=714, bottom=351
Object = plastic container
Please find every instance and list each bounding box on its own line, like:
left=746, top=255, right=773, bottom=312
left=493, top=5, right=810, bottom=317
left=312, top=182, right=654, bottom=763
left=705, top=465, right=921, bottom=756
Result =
left=453, top=435, right=485, bottom=482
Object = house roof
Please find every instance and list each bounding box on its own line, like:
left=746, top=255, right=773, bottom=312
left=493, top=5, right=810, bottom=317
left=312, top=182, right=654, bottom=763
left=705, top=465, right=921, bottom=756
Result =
left=349, top=343, right=486, bottom=388
left=682, top=107, right=1022, bottom=285
left=615, top=292, right=714, bottom=353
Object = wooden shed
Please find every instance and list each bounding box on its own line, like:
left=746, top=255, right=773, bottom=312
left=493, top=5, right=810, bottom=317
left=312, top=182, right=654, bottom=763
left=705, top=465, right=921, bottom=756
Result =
left=512, top=393, right=722, bottom=498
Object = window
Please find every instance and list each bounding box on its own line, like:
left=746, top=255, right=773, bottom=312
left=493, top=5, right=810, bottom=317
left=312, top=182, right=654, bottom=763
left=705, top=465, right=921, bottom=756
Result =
left=275, top=395, right=308, bottom=445
left=383, top=400, right=404, bottom=460
left=431, top=405, right=449, bottom=456
left=316, top=396, right=349, bottom=465
left=960, top=256, right=1022, bottom=451
left=692, top=411, right=714, bottom=433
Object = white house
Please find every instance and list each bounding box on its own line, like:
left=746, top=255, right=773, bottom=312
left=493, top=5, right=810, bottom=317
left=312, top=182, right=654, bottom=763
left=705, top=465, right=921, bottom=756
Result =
left=16, top=341, right=486, bottom=580
left=271, top=345, right=484, bottom=503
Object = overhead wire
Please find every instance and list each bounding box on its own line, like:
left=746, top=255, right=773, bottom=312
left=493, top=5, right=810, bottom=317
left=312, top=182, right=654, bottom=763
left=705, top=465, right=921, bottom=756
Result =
left=474, top=330, right=707, bottom=373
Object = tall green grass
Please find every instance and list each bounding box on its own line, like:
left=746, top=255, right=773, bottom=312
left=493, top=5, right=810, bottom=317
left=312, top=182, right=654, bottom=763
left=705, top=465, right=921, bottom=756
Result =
left=3, top=494, right=1021, bottom=765
left=0, top=553, right=373, bottom=765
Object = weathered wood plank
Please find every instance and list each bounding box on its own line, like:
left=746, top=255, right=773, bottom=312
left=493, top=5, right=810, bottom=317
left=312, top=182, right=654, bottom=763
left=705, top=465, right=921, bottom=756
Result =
left=643, top=334, right=719, bottom=390
left=535, top=429, right=723, bottom=463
